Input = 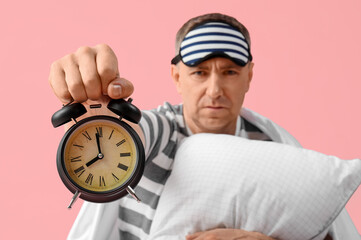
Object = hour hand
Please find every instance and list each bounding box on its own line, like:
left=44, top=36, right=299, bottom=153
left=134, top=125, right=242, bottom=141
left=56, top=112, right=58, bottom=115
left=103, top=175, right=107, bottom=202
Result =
left=96, top=133, right=102, bottom=154
left=86, top=155, right=100, bottom=167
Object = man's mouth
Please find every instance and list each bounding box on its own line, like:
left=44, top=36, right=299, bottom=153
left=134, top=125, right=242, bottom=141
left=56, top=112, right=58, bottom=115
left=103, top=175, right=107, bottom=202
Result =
left=204, top=106, right=226, bottom=112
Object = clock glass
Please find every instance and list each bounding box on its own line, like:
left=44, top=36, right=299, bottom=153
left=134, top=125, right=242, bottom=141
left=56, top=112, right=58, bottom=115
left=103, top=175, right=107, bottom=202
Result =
left=62, top=118, right=138, bottom=193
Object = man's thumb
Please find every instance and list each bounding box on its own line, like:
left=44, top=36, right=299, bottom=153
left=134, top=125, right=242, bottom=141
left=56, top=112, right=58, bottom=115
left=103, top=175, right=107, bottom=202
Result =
left=107, top=77, right=134, bottom=99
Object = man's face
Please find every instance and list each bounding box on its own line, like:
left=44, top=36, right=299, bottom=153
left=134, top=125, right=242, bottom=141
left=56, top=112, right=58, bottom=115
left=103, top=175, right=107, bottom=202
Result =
left=171, top=57, right=254, bottom=134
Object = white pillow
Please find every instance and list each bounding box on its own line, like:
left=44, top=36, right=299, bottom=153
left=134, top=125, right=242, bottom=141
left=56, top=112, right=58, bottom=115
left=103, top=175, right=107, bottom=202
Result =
left=148, top=134, right=361, bottom=240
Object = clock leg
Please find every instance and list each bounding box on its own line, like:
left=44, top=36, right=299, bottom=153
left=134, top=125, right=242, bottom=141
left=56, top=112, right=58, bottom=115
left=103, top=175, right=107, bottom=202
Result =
left=126, top=186, right=141, bottom=202
left=68, top=190, right=81, bottom=209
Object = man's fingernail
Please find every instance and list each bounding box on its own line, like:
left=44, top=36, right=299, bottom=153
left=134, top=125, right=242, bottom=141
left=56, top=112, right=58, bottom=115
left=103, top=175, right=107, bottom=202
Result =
left=112, top=84, right=122, bottom=97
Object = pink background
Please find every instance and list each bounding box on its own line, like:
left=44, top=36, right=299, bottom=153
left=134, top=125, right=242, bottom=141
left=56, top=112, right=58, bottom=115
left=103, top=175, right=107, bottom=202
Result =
left=0, top=0, right=360, bottom=239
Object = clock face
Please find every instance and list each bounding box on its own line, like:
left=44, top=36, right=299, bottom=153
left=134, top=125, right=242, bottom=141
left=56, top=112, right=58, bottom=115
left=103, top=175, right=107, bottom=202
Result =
left=62, top=118, right=139, bottom=193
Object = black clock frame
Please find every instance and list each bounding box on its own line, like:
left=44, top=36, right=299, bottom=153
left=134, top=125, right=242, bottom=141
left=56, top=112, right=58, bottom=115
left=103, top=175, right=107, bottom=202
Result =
left=56, top=115, right=145, bottom=203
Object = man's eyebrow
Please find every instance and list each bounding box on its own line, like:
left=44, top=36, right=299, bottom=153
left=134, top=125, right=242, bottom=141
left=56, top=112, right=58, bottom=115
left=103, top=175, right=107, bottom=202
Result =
left=189, top=65, right=209, bottom=70
left=188, top=63, right=242, bottom=70
left=220, top=63, right=241, bottom=69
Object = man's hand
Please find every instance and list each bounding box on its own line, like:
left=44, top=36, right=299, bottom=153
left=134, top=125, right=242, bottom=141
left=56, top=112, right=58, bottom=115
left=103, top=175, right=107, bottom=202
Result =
left=186, top=228, right=277, bottom=240
left=49, top=44, right=133, bottom=104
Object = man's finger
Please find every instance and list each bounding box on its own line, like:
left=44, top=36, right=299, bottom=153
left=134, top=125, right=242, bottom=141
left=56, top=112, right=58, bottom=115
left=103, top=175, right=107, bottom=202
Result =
left=63, top=58, right=88, bottom=103
left=76, top=46, right=102, bottom=100
left=49, top=61, right=72, bottom=104
left=94, top=44, right=119, bottom=95
left=107, top=77, right=134, bottom=99
left=185, top=231, right=203, bottom=240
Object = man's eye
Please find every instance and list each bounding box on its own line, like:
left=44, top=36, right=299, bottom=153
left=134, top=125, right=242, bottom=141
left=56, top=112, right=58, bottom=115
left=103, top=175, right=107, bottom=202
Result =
left=225, top=70, right=237, bottom=75
left=192, top=71, right=205, bottom=76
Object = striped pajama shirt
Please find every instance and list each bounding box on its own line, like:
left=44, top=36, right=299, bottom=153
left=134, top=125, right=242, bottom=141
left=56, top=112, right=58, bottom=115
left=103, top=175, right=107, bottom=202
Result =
left=116, top=102, right=271, bottom=239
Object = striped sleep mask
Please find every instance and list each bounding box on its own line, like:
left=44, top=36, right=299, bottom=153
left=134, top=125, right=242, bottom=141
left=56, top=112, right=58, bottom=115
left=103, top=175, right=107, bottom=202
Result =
left=171, top=21, right=252, bottom=66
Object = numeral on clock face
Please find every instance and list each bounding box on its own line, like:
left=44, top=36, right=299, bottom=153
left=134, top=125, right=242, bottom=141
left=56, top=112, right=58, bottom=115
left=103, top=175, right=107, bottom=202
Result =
left=85, top=173, right=94, bottom=185
left=71, top=156, right=82, bottom=162
left=73, top=144, right=84, bottom=149
left=82, top=131, right=92, bottom=141
left=74, top=166, right=85, bottom=177
left=109, top=129, right=114, bottom=140
left=96, top=127, right=103, bottom=137
left=99, top=176, right=106, bottom=187
left=120, top=152, right=131, bottom=157
left=118, top=163, right=129, bottom=171
left=116, top=139, right=126, bottom=147
left=112, top=173, right=119, bottom=181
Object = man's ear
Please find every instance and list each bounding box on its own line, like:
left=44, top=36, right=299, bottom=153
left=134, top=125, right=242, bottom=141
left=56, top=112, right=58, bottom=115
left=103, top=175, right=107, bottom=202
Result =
left=245, top=62, right=254, bottom=92
left=171, top=64, right=182, bottom=94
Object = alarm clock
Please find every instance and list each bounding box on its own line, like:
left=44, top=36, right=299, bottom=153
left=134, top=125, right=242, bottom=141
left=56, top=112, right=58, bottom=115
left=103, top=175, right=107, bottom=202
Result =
left=51, top=98, right=145, bottom=208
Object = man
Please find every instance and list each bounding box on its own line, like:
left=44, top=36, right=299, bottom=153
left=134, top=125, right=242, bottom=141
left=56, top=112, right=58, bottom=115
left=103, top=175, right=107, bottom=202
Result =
left=49, top=13, right=357, bottom=240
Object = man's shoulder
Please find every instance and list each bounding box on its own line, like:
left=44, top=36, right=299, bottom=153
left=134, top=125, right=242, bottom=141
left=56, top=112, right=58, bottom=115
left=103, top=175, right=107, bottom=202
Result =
left=240, top=107, right=301, bottom=147
left=142, top=102, right=182, bottom=117
left=140, top=102, right=188, bottom=135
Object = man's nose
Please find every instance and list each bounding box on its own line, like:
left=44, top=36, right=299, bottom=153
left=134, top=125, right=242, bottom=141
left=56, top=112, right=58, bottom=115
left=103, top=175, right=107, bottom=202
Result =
left=206, top=72, right=223, bottom=99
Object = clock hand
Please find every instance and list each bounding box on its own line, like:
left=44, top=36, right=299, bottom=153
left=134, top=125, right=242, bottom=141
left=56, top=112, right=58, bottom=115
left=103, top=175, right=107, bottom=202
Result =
left=86, top=153, right=104, bottom=167
left=86, top=133, right=104, bottom=167
left=86, top=156, right=99, bottom=167
left=96, top=133, right=102, bottom=154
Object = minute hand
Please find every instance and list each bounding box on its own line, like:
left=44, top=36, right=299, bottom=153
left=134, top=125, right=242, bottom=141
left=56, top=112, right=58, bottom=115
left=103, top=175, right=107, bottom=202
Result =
left=96, top=133, right=102, bottom=154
